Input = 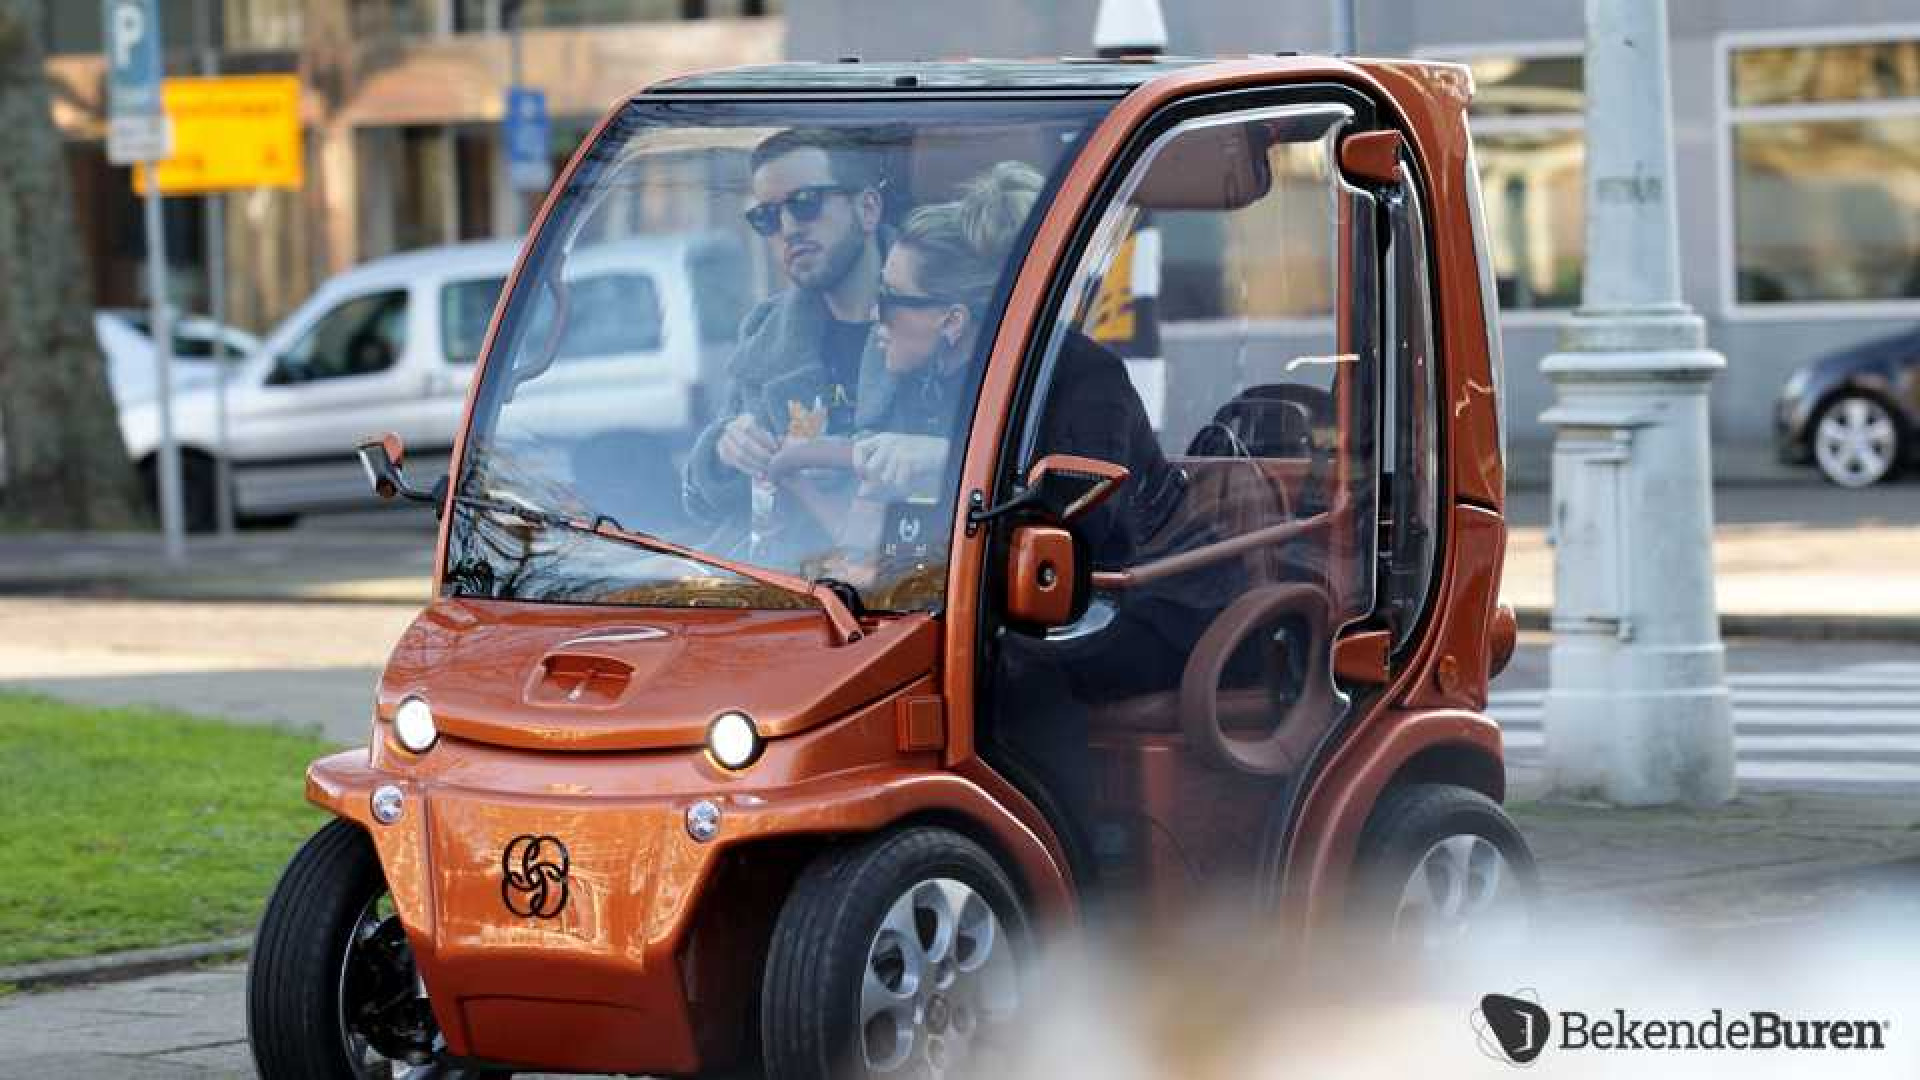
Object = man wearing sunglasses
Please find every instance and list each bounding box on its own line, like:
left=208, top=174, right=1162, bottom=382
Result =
left=683, top=128, right=892, bottom=535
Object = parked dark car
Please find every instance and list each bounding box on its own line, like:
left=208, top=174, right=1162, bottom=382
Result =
left=1776, top=327, right=1920, bottom=487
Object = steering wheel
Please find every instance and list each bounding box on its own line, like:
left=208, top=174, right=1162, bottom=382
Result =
left=1178, top=582, right=1337, bottom=775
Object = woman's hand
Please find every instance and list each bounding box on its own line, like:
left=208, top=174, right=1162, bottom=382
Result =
left=853, top=434, right=949, bottom=496
left=716, top=413, right=779, bottom=477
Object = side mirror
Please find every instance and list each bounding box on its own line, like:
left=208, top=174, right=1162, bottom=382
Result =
left=356, top=432, right=438, bottom=504
left=1025, top=454, right=1128, bottom=524
left=1005, top=524, right=1084, bottom=629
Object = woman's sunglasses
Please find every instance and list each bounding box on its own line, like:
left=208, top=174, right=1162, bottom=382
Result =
left=743, top=185, right=855, bottom=237
left=876, top=286, right=959, bottom=321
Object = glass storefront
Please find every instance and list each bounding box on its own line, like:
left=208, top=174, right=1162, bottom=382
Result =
left=1445, top=53, right=1586, bottom=311
left=1730, top=39, right=1920, bottom=306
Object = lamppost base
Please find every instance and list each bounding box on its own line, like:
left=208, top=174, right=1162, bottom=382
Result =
left=1539, top=322, right=1735, bottom=808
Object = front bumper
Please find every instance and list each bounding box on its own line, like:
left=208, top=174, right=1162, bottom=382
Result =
left=309, top=750, right=723, bottom=1073
left=303, top=721, right=1062, bottom=1075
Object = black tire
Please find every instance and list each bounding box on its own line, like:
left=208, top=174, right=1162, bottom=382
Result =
left=1352, top=783, right=1537, bottom=952
left=761, top=828, right=1030, bottom=1080
left=140, top=451, right=220, bottom=534
left=247, top=819, right=507, bottom=1079
left=240, top=510, right=302, bottom=531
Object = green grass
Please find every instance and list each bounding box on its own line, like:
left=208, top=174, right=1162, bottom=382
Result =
left=0, top=693, right=331, bottom=968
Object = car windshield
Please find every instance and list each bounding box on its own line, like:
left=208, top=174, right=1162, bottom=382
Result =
left=447, top=96, right=1112, bottom=610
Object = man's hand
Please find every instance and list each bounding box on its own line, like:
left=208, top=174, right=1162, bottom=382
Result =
left=854, top=434, right=949, bottom=496
left=716, top=413, right=779, bottom=477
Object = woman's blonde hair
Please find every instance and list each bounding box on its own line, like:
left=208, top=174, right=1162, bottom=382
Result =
left=898, top=160, right=1044, bottom=308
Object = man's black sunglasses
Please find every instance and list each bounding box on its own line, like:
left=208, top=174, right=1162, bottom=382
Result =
left=743, top=185, right=856, bottom=237
left=876, top=286, right=959, bottom=320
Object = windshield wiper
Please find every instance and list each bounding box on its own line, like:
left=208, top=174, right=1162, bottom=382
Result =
left=453, top=490, right=867, bottom=645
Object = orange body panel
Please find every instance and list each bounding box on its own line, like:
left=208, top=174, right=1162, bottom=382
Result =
left=305, top=52, right=1513, bottom=1075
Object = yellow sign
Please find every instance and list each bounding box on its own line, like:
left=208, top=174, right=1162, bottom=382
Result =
left=134, top=75, right=302, bottom=194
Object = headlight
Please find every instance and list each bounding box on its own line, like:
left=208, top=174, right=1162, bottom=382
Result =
left=1780, top=367, right=1811, bottom=403
left=707, top=711, right=762, bottom=770
left=393, top=696, right=438, bottom=753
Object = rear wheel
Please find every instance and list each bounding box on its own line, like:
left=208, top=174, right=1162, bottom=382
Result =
left=1354, top=783, right=1537, bottom=953
left=761, top=828, right=1029, bottom=1080
left=141, top=451, right=219, bottom=533
left=1813, top=392, right=1903, bottom=488
left=247, top=819, right=509, bottom=1079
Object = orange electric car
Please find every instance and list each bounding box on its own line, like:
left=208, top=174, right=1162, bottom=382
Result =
left=247, top=51, right=1531, bottom=1080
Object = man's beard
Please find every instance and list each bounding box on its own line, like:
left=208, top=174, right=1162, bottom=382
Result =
left=788, top=225, right=864, bottom=293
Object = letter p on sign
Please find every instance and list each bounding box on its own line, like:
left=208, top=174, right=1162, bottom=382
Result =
left=112, top=2, right=145, bottom=66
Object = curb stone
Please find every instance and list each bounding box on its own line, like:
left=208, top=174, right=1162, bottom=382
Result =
left=0, top=935, right=251, bottom=992
left=1512, top=606, right=1920, bottom=643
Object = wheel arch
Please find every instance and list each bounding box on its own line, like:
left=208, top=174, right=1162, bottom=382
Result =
left=1811, top=380, right=1913, bottom=443
left=1382, top=738, right=1505, bottom=806
left=1282, top=708, right=1506, bottom=930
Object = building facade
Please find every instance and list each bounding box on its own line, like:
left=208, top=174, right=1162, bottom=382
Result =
left=787, top=0, right=1920, bottom=478
left=44, top=0, right=782, bottom=334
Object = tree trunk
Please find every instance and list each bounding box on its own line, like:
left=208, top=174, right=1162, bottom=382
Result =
left=0, top=0, right=147, bottom=529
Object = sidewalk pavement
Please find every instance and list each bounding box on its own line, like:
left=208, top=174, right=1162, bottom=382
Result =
left=4, top=785, right=1916, bottom=1077
left=1, top=484, right=1914, bottom=637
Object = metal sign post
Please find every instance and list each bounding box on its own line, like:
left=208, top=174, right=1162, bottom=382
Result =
left=104, top=0, right=184, bottom=563
left=505, top=86, right=552, bottom=195
left=133, top=72, right=304, bottom=536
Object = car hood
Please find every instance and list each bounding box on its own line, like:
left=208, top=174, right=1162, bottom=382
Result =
left=376, top=598, right=939, bottom=752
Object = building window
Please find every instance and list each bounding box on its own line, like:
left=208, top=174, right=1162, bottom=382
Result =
left=1729, top=37, right=1920, bottom=307
left=1434, top=51, right=1586, bottom=311
left=454, top=0, right=780, bottom=31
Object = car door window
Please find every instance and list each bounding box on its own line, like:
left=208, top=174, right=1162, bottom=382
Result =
left=442, top=277, right=506, bottom=364
left=272, top=290, right=409, bottom=384
left=985, top=100, right=1383, bottom=893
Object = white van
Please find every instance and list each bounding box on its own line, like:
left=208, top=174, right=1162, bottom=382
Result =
left=119, top=234, right=749, bottom=529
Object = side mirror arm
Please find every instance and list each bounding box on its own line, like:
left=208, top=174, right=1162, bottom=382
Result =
left=356, top=433, right=438, bottom=504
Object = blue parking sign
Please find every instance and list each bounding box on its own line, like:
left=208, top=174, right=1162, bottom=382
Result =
left=103, top=0, right=168, bottom=163
left=505, top=86, right=552, bottom=192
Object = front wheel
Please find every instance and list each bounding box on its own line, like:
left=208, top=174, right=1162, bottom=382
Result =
left=1353, top=783, right=1538, bottom=954
left=247, top=819, right=508, bottom=1079
left=1813, top=392, right=1903, bottom=488
left=761, top=828, right=1030, bottom=1080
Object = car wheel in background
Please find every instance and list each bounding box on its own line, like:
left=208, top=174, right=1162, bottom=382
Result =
left=1812, top=393, right=1903, bottom=488
left=141, top=451, right=220, bottom=534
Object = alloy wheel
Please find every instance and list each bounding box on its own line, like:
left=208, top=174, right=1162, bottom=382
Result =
left=1391, top=834, right=1523, bottom=951
left=859, top=878, right=1019, bottom=1078
left=1814, top=395, right=1899, bottom=488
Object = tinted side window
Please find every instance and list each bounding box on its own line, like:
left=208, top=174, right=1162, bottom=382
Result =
left=442, top=276, right=506, bottom=364
left=275, top=290, right=409, bottom=383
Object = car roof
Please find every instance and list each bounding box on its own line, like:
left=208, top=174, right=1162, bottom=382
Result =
left=650, top=57, right=1219, bottom=94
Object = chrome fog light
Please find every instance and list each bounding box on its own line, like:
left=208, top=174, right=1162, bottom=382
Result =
left=371, top=784, right=405, bottom=825
left=394, top=696, right=438, bottom=754
left=707, top=711, right=762, bottom=770
left=685, top=799, right=722, bottom=843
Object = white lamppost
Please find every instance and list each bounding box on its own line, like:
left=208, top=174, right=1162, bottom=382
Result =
left=1539, top=0, right=1734, bottom=806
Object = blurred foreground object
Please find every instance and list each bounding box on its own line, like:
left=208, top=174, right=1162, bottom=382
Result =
left=1540, top=0, right=1734, bottom=806
left=0, top=0, right=146, bottom=529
